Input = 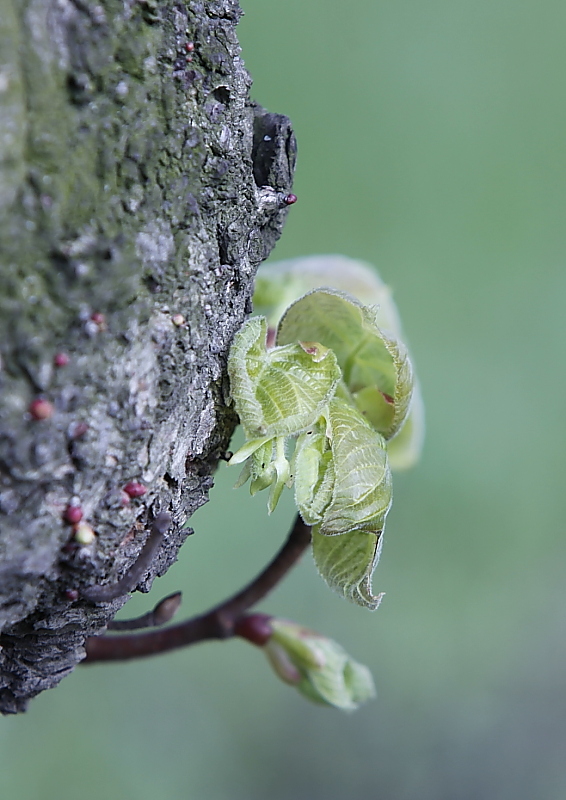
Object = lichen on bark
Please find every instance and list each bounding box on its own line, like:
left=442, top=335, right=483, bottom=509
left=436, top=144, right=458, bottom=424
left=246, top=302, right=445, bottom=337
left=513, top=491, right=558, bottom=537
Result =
left=0, top=0, right=296, bottom=713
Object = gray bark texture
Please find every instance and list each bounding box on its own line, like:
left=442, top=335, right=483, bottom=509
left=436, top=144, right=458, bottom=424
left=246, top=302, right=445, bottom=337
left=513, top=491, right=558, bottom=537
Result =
left=0, top=0, right=296, bottom=713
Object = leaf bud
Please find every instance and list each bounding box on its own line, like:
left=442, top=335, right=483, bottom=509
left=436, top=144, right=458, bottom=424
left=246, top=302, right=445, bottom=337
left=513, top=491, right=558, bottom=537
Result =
left=261, top=619, right=375, bottom=711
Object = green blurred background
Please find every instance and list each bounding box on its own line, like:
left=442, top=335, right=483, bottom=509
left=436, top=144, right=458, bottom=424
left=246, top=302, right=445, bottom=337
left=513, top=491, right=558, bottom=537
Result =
left=3, top=1, right=566, bottom=797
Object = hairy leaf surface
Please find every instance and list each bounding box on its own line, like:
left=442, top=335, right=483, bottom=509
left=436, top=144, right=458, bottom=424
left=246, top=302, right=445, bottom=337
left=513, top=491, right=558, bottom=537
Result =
left=228, top=316, right=341, bottom=438
left=311, top=526, right=385, bottom=610
left=292, top=423, right=335, bottom=525
left=276, top=289, right=413, bottom=440
left=256, top=255, right=425, bottom=465
left=318, top=399, right=392, bottom=537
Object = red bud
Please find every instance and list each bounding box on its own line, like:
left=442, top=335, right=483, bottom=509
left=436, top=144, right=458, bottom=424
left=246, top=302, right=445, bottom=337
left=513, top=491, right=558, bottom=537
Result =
left=64, top=505, right=83, bottom=524
left=29, top=399, right=54, bottom=420
left=54, top=352, right=70, bottom=367
left=123, top=481, right=148, bottom=498
left=235, top=614, right=273, bottom=646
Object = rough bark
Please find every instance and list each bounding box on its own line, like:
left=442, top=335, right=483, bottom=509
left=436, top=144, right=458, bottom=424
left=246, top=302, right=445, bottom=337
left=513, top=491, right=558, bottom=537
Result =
left=0, top=0, right=296, bottom=713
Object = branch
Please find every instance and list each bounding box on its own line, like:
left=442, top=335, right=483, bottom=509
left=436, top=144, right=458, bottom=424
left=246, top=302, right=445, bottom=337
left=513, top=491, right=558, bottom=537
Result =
left=82, top=513, right=172, bottom=603
left=83, top=515, right=311, bottom=663
left=107, top=592, right=182, bottom=631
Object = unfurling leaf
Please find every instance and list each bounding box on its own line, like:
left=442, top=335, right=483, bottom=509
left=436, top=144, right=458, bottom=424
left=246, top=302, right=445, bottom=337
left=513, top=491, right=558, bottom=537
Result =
left=292, top=421, right=335, bottom=525
left=227, top=255, right=422, bottom=613
left=229, top=436, right=291, bottom=514
left=276, top=288, right=413, bottom=441
left=317, top=399, right=392, bottom=538
left=263, top=618, right=376, bottom=711
left=387, top=380, right=426, bottom=470
left=227, top=316, right=341, bottom=438
left=255, top=254, right=425, bottom=466
left=254, top=254, right=403, bottom=334
left=311, top=527, right=384, bottom=610
left=303, top=399, right=391, bottom=609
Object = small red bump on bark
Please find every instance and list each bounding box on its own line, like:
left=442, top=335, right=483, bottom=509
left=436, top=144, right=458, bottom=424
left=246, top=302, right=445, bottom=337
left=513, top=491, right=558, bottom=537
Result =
left=186, top=42, right=194, bottom=51
left=91, top=312, right=105, bottom=325
left=234, top=614, right=273, bottom=647
left=70, top=421, right=89, bottom=438
left=29, top=398, right=54, bottom=420
left=65, top=589, right=79, bottom=601
left=54, top=352, right=70, bottom=367
left=284, top=193, right=297, bottom=205
left=64, top=505, right=83, bottom=524
left=123, top=481, right=148, bottom=498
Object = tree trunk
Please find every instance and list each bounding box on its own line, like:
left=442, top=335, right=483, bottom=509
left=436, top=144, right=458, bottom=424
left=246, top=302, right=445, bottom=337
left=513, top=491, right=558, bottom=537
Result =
left=0, top=0, right=296, bottom=713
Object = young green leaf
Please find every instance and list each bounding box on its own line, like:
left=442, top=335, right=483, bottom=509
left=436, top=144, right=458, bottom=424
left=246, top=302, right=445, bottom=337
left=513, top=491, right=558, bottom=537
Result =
left=227, top=259, right=422, bottom=613
left=255, top=254, right=425, bottom=466
left=302, top=399, right=391, bottom=609
left=254, top=254, right=403, bottom=334
left=317, top=399, right=392, bottom=538
left=292, top=422, right=335, bottom=525
left=229, top=436, right=292, bottom=514
left=387, top=380, right=426, bottom=470
left=227, top=316, right=341, bottom=438
left=276, top=288, right=413, bottom=441
left=311, top=526, right=385, bottom=610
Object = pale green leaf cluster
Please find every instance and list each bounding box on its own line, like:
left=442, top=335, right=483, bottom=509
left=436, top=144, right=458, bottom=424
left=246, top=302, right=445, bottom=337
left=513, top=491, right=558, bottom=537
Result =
left=227, top=256, right=423, bottom=610
left=264, top=619, right=375, bottom=711
left=228, top=316, right=341, bottom=439
left=277, top=288, right=413, bottom=440
left=228, top=315, right=341, bottom=514
left=254, top=254, right=425, bottom=470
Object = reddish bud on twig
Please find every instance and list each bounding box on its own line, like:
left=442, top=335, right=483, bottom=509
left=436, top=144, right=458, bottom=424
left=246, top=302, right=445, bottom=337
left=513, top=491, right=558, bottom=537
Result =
left=235, top=613, right=274, bottom=647
left=29, top=399, right=54, bottom=420
left=65, top=589, right=79, bottom=601
left=82, top=515, right=311, bottom=663
left=91, top=312, right=105, bottom=325
left=283, top=193, right=297, bottom=205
